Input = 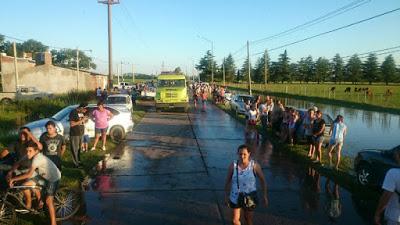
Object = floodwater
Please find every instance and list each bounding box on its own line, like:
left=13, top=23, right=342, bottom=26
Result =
left=72, top=103, right=379, bottom=225
left=282, top=97, right=400, bottom=157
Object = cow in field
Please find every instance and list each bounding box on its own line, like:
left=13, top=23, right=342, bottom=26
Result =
left=330, top=87, right=336, bottom=92
left=344, top=87, right=351, bottom=93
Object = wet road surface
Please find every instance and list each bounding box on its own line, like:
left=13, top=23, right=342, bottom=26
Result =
left=82, top=103, right=373, bottom=225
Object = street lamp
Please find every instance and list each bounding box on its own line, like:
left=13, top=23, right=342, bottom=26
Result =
left=197, top=35, right=214, bottom=83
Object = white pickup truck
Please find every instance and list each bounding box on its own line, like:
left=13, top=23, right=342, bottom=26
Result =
left=0, top=86, right=53, bottom=103
left=114, top=82, right=134, bottom=91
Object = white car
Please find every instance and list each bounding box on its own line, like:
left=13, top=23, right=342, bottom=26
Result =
left=229, top=94, right=254, bottom=115
left=106, top=94, right=133, bottom=111
left=24, top=104, right=134, bottom=141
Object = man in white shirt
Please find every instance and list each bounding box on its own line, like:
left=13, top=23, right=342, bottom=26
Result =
left=375, top=147, right=400, bottom=225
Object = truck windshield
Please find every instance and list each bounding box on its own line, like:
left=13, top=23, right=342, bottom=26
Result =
left=158, top=79, right=185, bottom=88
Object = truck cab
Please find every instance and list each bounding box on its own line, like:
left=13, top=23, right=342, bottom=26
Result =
left=155, top=74, right=188, bottom=112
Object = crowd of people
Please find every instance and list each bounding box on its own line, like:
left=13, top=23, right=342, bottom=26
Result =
left=0, top=101, right=113, bottom=225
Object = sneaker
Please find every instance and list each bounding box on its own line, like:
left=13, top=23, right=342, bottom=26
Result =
left=102, top=146, right=106, bottom=151
left=90, top=147, right=96, bottom=151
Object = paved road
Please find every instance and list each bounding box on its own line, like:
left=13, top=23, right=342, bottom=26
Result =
left=82, top=103, right=371, bottom=225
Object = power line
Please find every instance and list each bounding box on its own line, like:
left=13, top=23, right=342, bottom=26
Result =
left=358, top=49, right=400, bottom=59
left=251, top=0, right=370, bottom=45
left=251, top=7, right=400, bottom=56
left=343, top=45, right=400, bottom=58
left=1, top=34, right=67, bottom=50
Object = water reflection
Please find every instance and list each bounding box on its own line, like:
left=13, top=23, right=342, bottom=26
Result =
left=300, top=167, right=321, bottom=212
left=324, top=178, right=342, bottom=222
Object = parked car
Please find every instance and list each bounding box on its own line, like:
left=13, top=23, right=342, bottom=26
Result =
left=0, top=86, right=53, bottom=104
left=24, top=104, right=134, bottom=141
left=229, top=94, right=254, bottom=115
left=354, top=145, right=400, bottom=187
left=106, top=94, right=133, bottom=111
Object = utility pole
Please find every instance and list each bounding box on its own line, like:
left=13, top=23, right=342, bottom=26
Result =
left=13, top=42, right=19, bottom=92
left=120, top=61, right=123, bottom=81
left=264, top=49, right=268, bottom=84
left=98, top=0, right=119, bottom=91
left=76, top=48, right=79, bottom=90
left=247, top=41, right=252, bottom=95
left=222, top=57, right=226, bottom=86
left=211, top=42, right=214, bottom=84
left=116, top=63, right=120, bottom=84
left=132, top=64, right=135, bottom=83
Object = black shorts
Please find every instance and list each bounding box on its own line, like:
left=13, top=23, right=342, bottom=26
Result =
left=228, top=201, right=256, bottom=211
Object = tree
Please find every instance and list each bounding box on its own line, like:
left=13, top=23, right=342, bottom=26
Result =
left=51, top=48, right=96, bottom=70
left=362, top=53, right=379, bottom=84
left=174, top=67, right=182, bottom=74
left=223, top=54, right=236, bottom=82
left=20, top=39, right=48, bottom=54
left=304, top=56, right=314, bottom=82
left=253, top=51, right=270, bottom=83
left=289, top=63, right=299, bottom=83
left=381, top=54, right=397, bottom=85
left=195, top=50, right=217, bottom=82
left=331, top=54, right=344, bottom=83
left=277, top=50, right=290, bottom=83
left=268, top=62, right=279, bottom=83
left=240, top=58, right=254, bottom=83
left=0, top=34, right=5, bottom=52
left=315, top=57, right=330, bottom=83
left=345, top=54, right=362, bottom=84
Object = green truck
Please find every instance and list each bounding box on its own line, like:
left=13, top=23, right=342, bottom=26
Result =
left=155, top=74, right=189, bottom=112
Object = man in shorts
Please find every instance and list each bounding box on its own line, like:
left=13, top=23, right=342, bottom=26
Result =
left=8, top=142, right=61, bottom=225
left=304, top=109, right=316, bottom=159
left=327, top=115, right=347, bottom=170
left=375, top=147, right=400, bottom=225
left=40, top=120, right=66, bottom=171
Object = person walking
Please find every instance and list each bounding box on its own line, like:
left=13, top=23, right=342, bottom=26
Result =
left=69, top=103, right=88, bottom=168
left=91, top=101, right=114, bottom=151
left=201, top=90, right=208, bottom=112
left=224, top=144, right=268, bottom=225
left=259, top=99, right=269, bottom=132
left=375, top=147, right=400, bottom=225
left=39, top=121, right=66, bottom=171
left=312, top=110, right=326, bottom=164
left=328, top=115, right=347, bottom=170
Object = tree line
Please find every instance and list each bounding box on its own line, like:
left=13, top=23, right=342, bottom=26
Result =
left=0, top=34, right=96, bottom=70
left=196, top=49, right=399, bottom=85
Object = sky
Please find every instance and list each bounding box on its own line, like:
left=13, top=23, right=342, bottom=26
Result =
left=1, top=0, right=399, bottom=75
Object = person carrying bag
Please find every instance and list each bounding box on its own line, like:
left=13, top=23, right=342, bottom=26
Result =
left=225, top=144, right=269, bottom=225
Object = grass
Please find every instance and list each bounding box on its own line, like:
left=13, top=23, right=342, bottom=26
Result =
left=223, top=82, right=400, bottom=114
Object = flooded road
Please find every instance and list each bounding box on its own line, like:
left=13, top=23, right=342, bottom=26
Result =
left=81, top=103, right=376, bottom=225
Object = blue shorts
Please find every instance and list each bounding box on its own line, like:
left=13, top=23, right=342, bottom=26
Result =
left=95, top=127, right=108, bottom=134
left=313, top=136, right=324, bottom=144
left=83, top=134, right=90, bottom=143
left=30, top=176, right=59, bottom=196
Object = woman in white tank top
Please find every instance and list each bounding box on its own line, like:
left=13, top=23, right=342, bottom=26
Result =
left=224, top=144, right=269, bottom=225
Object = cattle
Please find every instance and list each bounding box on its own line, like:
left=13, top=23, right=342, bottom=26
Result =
left=344, top=87, right=351, bottom=93
left=385, top=89, right=393, bottom=97
left=330, top=87, right=336, bottom=92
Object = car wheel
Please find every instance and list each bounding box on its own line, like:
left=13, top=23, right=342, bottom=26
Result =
left=0, top=98, right=12, bottom=104
left=356, top=162, right=373, bottom=187
left=109, top=126, right=125, bottom=142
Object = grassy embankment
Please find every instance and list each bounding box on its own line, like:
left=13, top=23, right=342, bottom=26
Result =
left=216, top=102, right=368, bottom=193
left=223, top=82, right=400, bottom=114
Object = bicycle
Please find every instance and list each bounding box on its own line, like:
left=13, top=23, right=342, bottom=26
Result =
left=0, top=182, right=81, bottom=224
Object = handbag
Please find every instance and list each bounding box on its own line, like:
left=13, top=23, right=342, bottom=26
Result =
left=236, top=161, right=258, bottom=209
